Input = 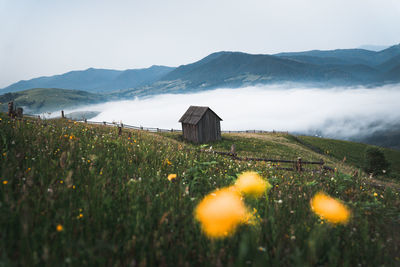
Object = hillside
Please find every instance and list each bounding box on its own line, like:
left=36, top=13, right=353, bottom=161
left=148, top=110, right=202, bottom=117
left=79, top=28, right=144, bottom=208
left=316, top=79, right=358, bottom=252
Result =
left=0, top=88, right=108, bottom=114
left=1, top=65, right=175, bottom=94
left=292, top=135, right=400, bottom=178
left=1, top=113, right=399, bottom=265
left=3, top=45, right=400, bottom=97
left=119, top=44, right=400, bottom=98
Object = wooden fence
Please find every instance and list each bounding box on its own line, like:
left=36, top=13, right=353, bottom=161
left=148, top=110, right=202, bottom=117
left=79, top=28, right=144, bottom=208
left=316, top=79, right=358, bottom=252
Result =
left=12, top=112, right=333, bottom=173
left=199, top=149, right=333, bottom=173
left=81, top=120, right=288, bottom=135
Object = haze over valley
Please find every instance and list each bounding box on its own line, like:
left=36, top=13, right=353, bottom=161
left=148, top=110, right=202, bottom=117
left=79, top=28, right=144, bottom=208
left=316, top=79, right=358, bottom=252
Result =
left=44, top=85, right=400, bottom=150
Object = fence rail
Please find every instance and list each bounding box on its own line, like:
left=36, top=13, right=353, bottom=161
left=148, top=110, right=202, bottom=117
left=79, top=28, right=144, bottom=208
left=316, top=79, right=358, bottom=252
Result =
left=79, top=120, right=289, bottom=135
left=200, top=149, right=331, bottom=173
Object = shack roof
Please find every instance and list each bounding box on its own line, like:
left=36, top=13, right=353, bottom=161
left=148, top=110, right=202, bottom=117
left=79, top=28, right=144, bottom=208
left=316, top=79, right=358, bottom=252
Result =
left=179, top=106, right=222, bottom=125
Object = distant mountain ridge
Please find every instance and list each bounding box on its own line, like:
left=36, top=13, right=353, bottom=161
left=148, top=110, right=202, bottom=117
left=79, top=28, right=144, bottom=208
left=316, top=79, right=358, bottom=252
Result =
left=2, top=44, right=400, bottom=96
left=119, top=44, right=400, bottom=97
left=2, top=65, right=175, bottom=93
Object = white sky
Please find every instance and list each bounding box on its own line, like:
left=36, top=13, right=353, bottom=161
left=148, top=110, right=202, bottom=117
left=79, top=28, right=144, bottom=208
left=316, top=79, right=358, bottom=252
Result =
left=1, top=0, right=400, bottom=88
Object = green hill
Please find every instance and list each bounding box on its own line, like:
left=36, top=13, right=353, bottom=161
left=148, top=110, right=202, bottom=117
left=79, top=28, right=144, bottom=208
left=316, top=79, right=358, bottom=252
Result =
left=0, top=114, right=399, bottom=266
left=0, top=88, right=108, bottom=114
left=293, top=135, right=400, bottom=178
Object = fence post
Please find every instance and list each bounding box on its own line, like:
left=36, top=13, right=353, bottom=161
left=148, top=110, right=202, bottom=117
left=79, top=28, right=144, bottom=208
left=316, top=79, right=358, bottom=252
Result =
left=103, top=121, right=106, bottom=126
left=16, top=107, right=23, bottom=118
left=118, top=126, right=122, bottom=136
left=230, top=144, right=236, bottom=156
left=296, top=157, right=302, bottom=172
left=84, top=118, right=87, bottom=123
left=8, top=101, right=14, bottom=117
left=61, top=110, right=65, bottom=118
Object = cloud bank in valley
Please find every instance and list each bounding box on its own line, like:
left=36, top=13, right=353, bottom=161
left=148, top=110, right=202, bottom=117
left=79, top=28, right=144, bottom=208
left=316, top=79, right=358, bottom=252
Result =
left=60, top=85, right=400, bottom=139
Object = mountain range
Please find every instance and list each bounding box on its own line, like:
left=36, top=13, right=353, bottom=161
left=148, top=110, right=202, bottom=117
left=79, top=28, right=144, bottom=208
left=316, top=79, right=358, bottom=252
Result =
left=2, top=44, right=400, bottom=96
left=2, top=66, right=174, bottom=93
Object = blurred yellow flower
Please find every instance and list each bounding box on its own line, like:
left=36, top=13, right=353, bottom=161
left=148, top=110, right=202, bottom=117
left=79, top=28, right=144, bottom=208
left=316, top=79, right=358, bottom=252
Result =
left=56, top=224, right=63, bottom=232
left=195, top=187, right=248, bottom=238
left=167, top=174, right=177, bottom=181
left=373, top=192, right=378, bottom=197
left=235, top=171, right=271, bottom=198
left=310, top=192, right=350, bottom=224
left=2, top=180, right=8, bottom=185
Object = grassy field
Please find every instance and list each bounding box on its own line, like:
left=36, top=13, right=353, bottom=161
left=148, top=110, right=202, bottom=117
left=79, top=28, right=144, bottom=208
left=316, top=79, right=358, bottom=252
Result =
left=1, top=113, right=399, bottom=266
left=293, top=135, right=400, bottom=179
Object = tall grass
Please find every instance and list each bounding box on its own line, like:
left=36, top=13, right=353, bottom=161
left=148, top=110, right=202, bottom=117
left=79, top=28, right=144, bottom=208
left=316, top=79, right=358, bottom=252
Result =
left=295, top=135, right=400, bottom=179
left=0, top=114, right=399, bottom=266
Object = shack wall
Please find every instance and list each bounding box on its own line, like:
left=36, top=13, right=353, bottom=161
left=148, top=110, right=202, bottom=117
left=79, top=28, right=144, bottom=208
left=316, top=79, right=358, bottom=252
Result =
left=197, top=110, right=221, bottom=143
left=182, top=123, right=198, bottom=143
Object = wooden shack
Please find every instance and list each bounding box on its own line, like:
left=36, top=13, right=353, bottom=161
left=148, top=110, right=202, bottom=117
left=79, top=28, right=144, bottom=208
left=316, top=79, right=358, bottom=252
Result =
left=179, top=106, right=222, bottom=143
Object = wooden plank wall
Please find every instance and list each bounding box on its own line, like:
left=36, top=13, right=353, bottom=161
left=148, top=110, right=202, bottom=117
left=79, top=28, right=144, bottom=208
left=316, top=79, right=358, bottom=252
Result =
left=182, top=123, right=198, bottom=143
left=196, top=110, right=221, bottom=143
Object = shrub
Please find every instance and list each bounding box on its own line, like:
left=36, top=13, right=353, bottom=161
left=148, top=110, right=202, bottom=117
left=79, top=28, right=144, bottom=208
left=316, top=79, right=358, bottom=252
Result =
left=364, top=147, right=390, bottom=175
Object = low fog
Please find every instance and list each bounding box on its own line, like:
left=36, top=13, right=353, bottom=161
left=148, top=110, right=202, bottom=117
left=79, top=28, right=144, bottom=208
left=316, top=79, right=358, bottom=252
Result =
left=58, top=85, right=400, bottom=139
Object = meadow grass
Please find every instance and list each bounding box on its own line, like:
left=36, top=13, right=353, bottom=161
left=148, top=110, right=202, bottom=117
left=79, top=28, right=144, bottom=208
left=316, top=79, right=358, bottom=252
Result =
left=1, top=113, right=399, bottom=266
left=294, top=135, right=400, bottom=179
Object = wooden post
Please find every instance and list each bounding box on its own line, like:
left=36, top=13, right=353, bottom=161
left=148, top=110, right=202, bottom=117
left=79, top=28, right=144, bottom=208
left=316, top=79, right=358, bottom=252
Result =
left=16, top=107, right=23, bottom=118
left=61, top=110, right=65, bottom=118
left=230, top=144, right=236, bottom=156
left=8, top=101, right=14, bottom=117
left=84, top=118, right=87, bottom=123
left=118, top=126, right=122, bottom=136
left=296, top=157, right=302, bottom=172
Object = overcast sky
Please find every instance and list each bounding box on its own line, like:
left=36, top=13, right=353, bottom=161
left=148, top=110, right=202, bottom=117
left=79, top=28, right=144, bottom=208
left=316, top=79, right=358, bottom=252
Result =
left=1, top=0, right=399, bottom=88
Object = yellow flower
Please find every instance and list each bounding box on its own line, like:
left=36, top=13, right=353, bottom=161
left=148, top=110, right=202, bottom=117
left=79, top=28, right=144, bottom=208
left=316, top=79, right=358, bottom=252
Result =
left=373, top=192, right=378, bottom=197
left=234, top=171, right=271, bottom=198
left=2, top=180, right=8, bottom=185
left=195, top=187, right=249, bottom=238
left=60, top=180, right=64, bottom=184
left=56, top=224, right=63, bottom=232
left=310, top=192, right=350, bottom=224
left=78, top=213, right=83, bottom=219
left=167, top=174, right=177, bottom=181
left=165, top=159, right=172, bottom=165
